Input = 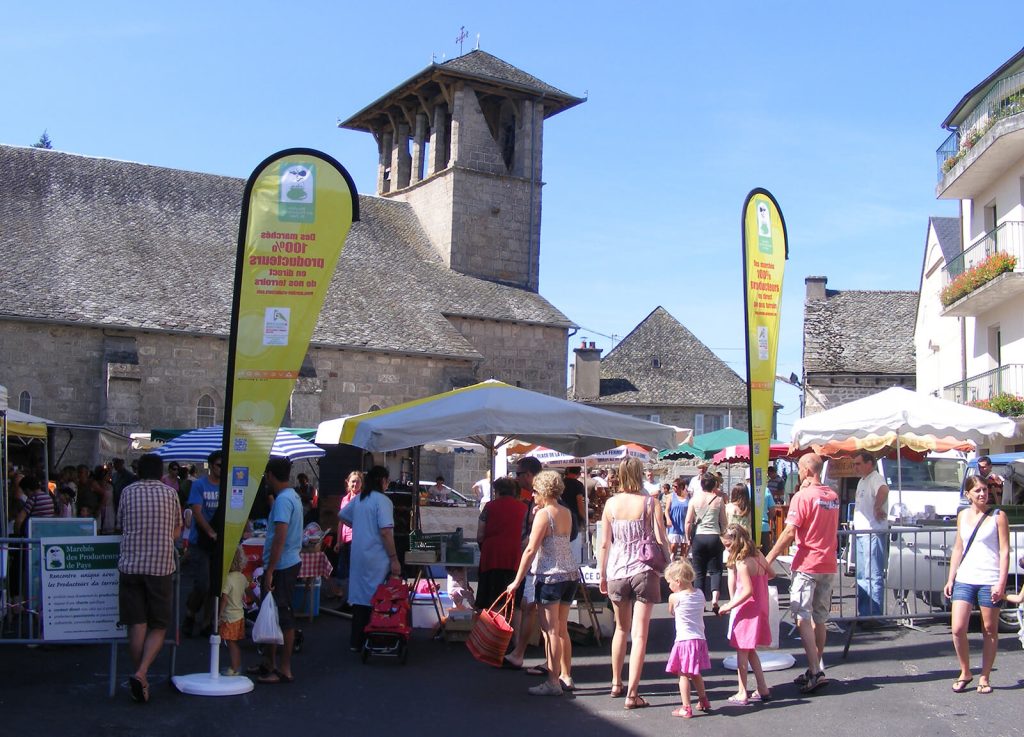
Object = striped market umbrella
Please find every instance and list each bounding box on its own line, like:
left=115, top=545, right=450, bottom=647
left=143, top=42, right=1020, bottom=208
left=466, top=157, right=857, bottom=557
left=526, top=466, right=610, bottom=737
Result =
left=155, top=425, right=325, bottom=462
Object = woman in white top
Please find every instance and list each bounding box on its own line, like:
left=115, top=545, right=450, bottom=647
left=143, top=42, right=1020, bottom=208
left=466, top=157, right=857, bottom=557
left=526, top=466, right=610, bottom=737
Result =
left=943, top=475, right=1010, bottom=694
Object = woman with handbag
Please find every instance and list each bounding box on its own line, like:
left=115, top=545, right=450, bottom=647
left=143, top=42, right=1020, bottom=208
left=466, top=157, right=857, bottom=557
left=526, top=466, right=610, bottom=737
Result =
left=943, top=475, right=1010, bottom=695
left=685, top=473, right=728, bottom=612
left=505, top=470, right=578, bottom=696
left=598, top=457, right=671, bottom=709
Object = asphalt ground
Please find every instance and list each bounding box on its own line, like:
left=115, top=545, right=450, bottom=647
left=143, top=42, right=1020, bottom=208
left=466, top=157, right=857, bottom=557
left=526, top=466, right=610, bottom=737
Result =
left=2, top=595, right=1021, bottom=737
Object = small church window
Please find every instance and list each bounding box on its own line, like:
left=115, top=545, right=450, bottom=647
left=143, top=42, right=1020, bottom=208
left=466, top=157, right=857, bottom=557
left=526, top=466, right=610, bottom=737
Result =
left=196, top=394, right=217, bottom=428
left=19, top=390, right=31, bottom=414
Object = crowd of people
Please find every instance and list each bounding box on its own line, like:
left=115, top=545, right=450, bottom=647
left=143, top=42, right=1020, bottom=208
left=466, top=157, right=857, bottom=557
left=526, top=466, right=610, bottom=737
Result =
left=7, top=441, right=1021, bottom=709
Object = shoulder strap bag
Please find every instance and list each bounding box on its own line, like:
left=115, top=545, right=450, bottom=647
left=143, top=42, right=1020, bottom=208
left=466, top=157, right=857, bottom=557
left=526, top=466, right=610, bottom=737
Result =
left=638, top=495, right=668, bottom=573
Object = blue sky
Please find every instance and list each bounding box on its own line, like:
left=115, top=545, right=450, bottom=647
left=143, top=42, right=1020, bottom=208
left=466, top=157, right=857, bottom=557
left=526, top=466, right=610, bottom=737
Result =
left=4, top=2, right=1022, bottom=438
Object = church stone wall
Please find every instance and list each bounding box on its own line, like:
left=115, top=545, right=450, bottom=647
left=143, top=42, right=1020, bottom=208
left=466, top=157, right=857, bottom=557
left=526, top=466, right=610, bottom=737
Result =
left=446, top=316, right=567, bottom=397
left=2, top=319, right=568, bottom=467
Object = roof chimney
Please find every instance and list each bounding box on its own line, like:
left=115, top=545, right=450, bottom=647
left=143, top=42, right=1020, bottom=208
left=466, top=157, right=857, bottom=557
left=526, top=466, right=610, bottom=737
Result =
left=571, top=343, right=603, bottom=400
left=805, top=276, right=827, bottom=301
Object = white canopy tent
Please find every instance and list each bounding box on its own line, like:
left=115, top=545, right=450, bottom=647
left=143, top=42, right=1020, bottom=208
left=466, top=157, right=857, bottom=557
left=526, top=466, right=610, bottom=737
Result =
left=315, top=380, right=689, bottom=457
left=790, top=387, right=1017, bottom=507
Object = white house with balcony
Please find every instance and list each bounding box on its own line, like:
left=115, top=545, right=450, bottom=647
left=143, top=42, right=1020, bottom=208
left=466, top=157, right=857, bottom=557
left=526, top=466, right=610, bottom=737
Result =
left=917, top=46, right=1024, bottom=452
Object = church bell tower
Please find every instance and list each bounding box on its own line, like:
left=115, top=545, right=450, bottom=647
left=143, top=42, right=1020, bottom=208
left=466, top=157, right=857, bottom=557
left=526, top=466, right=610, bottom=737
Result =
left=339, top=51, right=583, bottom=291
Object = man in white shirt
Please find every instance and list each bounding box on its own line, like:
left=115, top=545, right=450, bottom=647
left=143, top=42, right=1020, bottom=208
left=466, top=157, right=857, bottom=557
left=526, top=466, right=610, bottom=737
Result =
left=687, top=462, right=710, bottom=496
left=642, top=469, right=660, bottom=497
left=851, top=450, right=889, bottom=620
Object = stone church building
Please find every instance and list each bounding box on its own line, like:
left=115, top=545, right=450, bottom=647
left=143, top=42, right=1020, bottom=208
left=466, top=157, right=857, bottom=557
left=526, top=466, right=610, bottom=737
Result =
left=0, top=51, right=584, bottom=476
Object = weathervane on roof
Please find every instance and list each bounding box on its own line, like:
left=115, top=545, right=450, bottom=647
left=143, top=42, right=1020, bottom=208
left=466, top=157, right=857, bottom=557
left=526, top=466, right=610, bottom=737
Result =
left=456, top=26, right=468, bottom=55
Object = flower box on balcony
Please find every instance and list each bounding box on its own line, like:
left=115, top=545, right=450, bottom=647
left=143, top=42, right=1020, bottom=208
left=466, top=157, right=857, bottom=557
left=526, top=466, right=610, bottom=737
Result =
left=940, top=251, right=1018, bottom=307
left=968, top=393, right=1024, bottom=417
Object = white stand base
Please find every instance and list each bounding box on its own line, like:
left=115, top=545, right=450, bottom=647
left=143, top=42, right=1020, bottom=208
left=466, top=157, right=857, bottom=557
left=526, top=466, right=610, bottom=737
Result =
left=172, top=672, right=254, bottom=696
left=723, top=651, right=795, bottom=672
left=172, top=621, right=254, bottom=696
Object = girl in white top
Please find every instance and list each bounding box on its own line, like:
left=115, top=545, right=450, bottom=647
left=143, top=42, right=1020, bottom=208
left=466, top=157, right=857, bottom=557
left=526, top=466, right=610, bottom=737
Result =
left=663, top=559, right=711, bottom=718
left=943, top=475, right=1010, bottom=694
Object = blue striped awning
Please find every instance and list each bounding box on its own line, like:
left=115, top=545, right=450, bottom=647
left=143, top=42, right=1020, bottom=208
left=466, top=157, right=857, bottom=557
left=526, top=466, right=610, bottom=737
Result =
left=155, top=425, right=325, bottom=462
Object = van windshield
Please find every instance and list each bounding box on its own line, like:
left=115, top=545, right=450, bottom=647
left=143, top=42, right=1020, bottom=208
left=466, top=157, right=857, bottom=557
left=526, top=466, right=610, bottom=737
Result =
left=880, top=458, right=965, bottom=491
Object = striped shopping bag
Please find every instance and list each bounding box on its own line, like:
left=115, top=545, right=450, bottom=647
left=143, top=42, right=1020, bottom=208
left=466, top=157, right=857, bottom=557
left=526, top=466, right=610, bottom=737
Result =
left=467, top=590, right=515, bottom=667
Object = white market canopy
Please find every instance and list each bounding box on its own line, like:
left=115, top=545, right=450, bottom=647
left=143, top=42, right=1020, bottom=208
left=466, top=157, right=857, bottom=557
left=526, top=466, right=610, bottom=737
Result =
left=315, top=380, right=690, bottom=456
left=790, top=386, right=1017, bottom=449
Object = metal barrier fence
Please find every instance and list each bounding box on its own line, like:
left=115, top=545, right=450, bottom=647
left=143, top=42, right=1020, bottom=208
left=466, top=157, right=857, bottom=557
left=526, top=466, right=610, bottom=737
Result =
left=791, top=524, right=1024, bottom=656
left=1, top=536, right=180, bottom=696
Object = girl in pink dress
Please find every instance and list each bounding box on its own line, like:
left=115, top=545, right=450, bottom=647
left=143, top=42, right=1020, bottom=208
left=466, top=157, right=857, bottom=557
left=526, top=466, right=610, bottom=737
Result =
left=664, top=559, right=711, bottom=718
left=718, top=523, right=773, bottom=705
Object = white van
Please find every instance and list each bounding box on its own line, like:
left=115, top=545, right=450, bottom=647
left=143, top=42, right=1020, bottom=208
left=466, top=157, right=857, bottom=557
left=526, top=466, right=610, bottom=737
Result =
left=822, top=451, right=967, bottom=524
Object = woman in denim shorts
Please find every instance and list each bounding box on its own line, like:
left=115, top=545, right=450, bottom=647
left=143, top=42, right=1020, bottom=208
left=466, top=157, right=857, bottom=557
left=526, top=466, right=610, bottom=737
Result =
left=943, top=476, right=1010, bottom=694
left=506, top=471, right=579, bottom=697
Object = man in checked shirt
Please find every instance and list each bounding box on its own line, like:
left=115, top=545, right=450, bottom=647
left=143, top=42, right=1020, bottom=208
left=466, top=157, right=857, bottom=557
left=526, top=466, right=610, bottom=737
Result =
left=117, top=453, right=182, bottom=704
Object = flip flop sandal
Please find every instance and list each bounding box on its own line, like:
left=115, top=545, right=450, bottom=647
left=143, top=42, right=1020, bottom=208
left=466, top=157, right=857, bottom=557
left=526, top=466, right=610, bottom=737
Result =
left=976, top=683, right=992, bottom=694
left=609, top=684, right=625, bottom=697
left=128, top=676, right=148, bottom=704
left=258, top=669, right=294, bottom=684
left=524, top=665, right=549, bottom=676
left=727, top=695, right=752, bottom=706
left=800, top=672, right=829, bottom=694
left=951, top=678, right=973, bottom=693
left=624, top=695, right=650, bottom=710
left=749, top=690, right=772, bottom=703
left=671, top=706, right=693, bottom=718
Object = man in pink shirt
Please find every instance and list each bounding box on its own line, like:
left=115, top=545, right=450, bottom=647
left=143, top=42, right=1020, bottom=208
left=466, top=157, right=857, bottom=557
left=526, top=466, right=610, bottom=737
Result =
left=766, top=452, right=839, bottom=694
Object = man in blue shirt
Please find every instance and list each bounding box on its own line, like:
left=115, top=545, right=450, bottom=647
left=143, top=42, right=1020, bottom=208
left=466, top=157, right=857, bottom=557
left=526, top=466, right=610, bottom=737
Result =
left=182, top=451, right=222, bottom=636
left=256, top=457, right=303, bottom=683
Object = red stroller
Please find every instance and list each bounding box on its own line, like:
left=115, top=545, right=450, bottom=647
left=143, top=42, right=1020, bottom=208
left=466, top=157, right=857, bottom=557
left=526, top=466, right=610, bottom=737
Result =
left=362, top=577, right=411, bottom=664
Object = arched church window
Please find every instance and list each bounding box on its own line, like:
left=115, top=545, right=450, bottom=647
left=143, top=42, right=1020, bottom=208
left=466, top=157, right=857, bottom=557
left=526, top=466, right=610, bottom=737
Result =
left=196, top=394, right=217, bottom=428
left=19, top=390, right=31, bottom=414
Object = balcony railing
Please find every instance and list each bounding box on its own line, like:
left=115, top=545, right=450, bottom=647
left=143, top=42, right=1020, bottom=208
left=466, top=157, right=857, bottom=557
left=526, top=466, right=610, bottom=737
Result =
left=942, top=220, right=1024, bottom=287
left=936, top=68, right=1024, bottom=181
left=943, top=364, right=1024, bottom=404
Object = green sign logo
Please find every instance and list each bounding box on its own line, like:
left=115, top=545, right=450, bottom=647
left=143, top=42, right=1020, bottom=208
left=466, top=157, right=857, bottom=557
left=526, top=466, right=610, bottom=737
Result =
left=756, top=199, right=773, bottom=254
left=279, top=163, right=315, bottom=223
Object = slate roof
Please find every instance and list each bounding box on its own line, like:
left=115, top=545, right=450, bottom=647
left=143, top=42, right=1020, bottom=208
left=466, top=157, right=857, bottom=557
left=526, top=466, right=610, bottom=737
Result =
left=341, top=50, right=583, bottom=132
left=584, top=307, right=747, bottom=407
left=931, top=216, right=962, bottom=265
left=439, top=51, right=579, bottom=101
left=803, top=286, right=917, bottom=375
left=0, top=145, right=572, bottom=358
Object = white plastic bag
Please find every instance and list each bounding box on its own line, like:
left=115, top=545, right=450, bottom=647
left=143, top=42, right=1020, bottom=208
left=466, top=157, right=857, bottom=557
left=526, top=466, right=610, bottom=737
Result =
left=767, top=585, right=781, bottom=649
left=253, top=593, right=284, bottom=645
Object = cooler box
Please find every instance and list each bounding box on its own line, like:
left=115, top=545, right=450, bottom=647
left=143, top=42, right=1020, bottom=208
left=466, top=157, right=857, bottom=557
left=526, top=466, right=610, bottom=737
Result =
left=292, top=578, right=322, bottom=617
left=411, top=591, right=452, bottom=628
left=241, top=538, right=265, bottom=581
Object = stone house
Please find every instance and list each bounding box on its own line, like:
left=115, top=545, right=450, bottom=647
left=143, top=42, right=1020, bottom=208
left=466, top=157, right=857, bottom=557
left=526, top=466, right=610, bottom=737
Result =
left=802, top=276, right=917, bottom=415
left=915, top=46, right=1024, bottom=452
left=0, top=50, right=584, bottom=486
left=569, top=306, right=749, bottom=433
